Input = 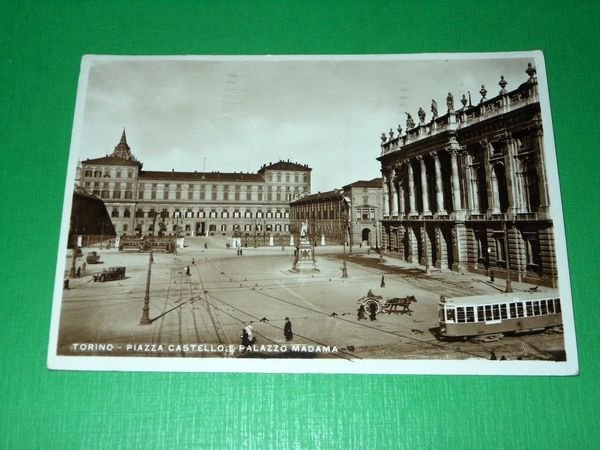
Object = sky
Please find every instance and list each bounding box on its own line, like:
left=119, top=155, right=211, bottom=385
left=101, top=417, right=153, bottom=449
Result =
left=76, top=54, right=535, bottom=193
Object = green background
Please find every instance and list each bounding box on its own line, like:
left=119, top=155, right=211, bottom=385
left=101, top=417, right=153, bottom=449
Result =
left=1, top=1, right=598, bottom=448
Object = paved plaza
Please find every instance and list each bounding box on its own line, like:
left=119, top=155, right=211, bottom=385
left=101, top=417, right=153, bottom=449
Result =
left=57, top=237, right=565, bottom=361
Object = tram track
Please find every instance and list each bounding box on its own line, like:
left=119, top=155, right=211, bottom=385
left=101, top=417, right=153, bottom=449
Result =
left=202, top=259, right=494, bottom=360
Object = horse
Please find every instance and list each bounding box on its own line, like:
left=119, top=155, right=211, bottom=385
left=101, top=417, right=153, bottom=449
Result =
left=383, top=295, right=418, bottom=315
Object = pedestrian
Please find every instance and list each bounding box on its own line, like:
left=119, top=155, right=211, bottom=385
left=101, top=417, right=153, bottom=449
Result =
left=357, top=304, right=366, bottom=320
left=82, top=262, right=87, bottom=273
left=284, top=317, right=293, bottom=341
left=244, top=323, right=256, bottom=345
left=185, top=266, right=190, bottom=276
left=63, top=279, right=69, bottom=290
left=489, top=351, right=497, bottom=360
left=490, top=270, right=495, bottom=283
left=380, top=274, right=386, bottom=288
left=192, top=258, right=195, bottom=265
left=204, top=242, right=207, bottom=249
left=369, top=302, right=377, bottom=321
left=240, top=248, right=243, bottom=256
left=76, top=266, right=81, bottom=278
left=241, top=328, right=250, bottom=348
left=367, top=248, right=370, bottom=255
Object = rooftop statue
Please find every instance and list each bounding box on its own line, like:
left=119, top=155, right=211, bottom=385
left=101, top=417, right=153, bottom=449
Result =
left=446, top=92, right=454, bottom=113
left=418, top=107, right=426, bottom=123
left=431, top=99, right=438, bottom=119
left=405, top=112, right=415, bottom=130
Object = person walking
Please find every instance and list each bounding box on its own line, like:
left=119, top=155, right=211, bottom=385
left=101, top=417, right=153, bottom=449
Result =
left=283, top=317, right=293, bottom=341
left=369, top=302, right=378, bottom=321
left=357, top=304, right=366, bottom=320
left=241, top=328, right=250, bottom=348
left=380, top=274, right=386, bottom=288
left=244, top=323, right=256, bottom=345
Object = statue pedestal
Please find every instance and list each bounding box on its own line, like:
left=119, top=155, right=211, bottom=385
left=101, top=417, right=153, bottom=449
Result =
left=291, top=238, right=319, bottom=272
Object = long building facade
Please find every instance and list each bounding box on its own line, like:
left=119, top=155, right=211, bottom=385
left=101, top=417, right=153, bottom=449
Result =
left=289, top=178, right=382, bottom=247
left=377, top=63, right=558, bottom=287
left=78, top=131, right=312, bottom=246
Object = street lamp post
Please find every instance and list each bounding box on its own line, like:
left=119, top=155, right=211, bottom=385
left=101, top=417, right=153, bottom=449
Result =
left=341, top=197, right=350, bottom=278
left=375, top=220, right=383, bottom=263
left=139, top=247, right=153, bottom=325
left=423, top=219, right=430, bottom=275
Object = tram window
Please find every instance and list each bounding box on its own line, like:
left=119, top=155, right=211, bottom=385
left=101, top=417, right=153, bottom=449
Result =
left=516, top=303, right=524, bottom=318
left=477, top=306, right=484, bottom=322
left=547, top=299, right=555, bottom=314
left=492, top=304, right=500, bottom=320
left=540, top=300, right=548, bottom=315
left=485, top=305, right=493, bottom=321
left=500, top=304, right=508, bottom=320
left=446, top=308, right=455, bottom=322
left=509, top=303, right=516, bottom=318
left=457, top=307, right=466, bottom=323
left=466, top=307, right=475, bottom=323
left=525, top=301, right=533, bottom=317
left=555, top=299, right=561, bottom=313
left=532, top=301, right=540, bottom=316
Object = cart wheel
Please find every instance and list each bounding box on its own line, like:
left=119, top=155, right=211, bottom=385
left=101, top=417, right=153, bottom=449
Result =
left=363, top=299, right=381, bottom=315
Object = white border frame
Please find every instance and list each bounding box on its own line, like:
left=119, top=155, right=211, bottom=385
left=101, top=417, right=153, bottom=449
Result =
left=47, top=51, right=578, bottom=375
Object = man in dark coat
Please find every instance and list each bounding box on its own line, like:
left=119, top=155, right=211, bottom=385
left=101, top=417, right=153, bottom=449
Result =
left=241, top=328, right=250, bottom=348
left=369, top=302, right=378, bottom=321
left=357, top=304, right=366, bottom=320
left=284, top=317, right=293, bottom=341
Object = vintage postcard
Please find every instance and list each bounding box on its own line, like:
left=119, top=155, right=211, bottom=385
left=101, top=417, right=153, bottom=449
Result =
left=47, top=53, right=578, bottom=375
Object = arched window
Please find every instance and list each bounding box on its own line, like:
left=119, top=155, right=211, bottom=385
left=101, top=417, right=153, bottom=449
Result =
left=492, top=163, right=509, bottom=213
left=123, top=209, right=131, bottom=218
left=111, top=209, right=119, bottom=218
left=522, top=160, right=540, bottom=212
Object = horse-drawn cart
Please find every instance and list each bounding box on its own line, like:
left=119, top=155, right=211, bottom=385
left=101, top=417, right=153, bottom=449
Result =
left=357, top=290, right=417, bottom=316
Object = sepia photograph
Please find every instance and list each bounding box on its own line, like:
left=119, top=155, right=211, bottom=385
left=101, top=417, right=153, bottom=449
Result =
left=47, top=53, right=578, bottom=375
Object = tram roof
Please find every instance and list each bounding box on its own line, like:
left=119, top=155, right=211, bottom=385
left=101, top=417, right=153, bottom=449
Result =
left=440, top=290, right=560, bottom=306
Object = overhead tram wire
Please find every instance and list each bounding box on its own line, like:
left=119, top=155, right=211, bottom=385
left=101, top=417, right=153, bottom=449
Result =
left=203, top=294, right=359, bottom=361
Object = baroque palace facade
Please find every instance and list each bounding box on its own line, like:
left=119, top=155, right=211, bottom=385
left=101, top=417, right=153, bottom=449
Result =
left=289, top=178, right=382, bottom=247
left=377, top=63, right=557, bottom=287
left=78, top=131, right=311, bottom=245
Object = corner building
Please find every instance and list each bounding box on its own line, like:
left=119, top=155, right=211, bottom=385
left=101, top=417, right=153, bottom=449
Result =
left=289, top=178, right=382, bottom=247
left=79, top=131, right=311, bottom=245
left=377, top=64, right=557, bottom=287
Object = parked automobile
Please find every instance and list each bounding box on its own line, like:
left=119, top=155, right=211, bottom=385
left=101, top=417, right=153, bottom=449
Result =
left=93, top=267, right=126, bottom=282
left=86, top=251, right=101, bottom=264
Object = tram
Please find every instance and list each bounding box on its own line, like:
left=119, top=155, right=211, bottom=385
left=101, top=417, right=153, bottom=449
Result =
left=437, top=291, right=562, bottom=339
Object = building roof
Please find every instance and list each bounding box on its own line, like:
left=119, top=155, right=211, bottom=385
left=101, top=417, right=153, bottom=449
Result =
left=258, top=160, right=312, bottom=173
left=83, top=156, right=142, bottom=166
left=82, top=130, right=143, bottom=167
left=139, top=170, right=264, bottom=182
left=343, top=177, right=383, bottom=189
left=290, top=189, right=342, bottom=205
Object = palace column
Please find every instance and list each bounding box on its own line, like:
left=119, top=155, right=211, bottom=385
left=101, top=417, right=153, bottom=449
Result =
left=502, top=132, right=520, bottom=217
left=481, top=139, right=500, bottom=215
left=407, top=160, right=416, bottom=215
left=431, top=151, right=446, bottom=215
left=417, top=155, right=431, bottom=215
left=391, top=168, right=399, bottom=217
left=533, top=125, right=550, bottom=216
left=449, top=149, right=463, bottom=213
left=382, top=175, right=390, bottom=217
left=397, top=166, right=406, bottom=218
